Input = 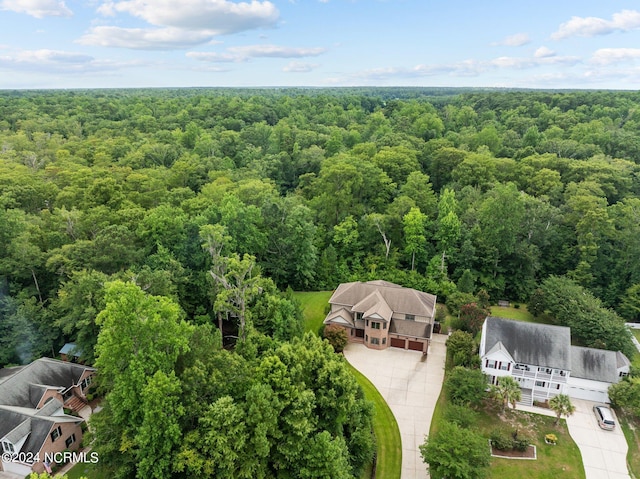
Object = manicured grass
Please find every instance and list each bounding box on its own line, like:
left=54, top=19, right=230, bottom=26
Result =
left=65, top=461, right=109, bottom=479
left=347, top=363, right=402, bottom=479
left=490, top=305, right=535, bottom=322
left=293, top=291, right=333, bottom=335
left=618, top=409, right=640, bottom=479
left=429, top=367, right=585, bottom=479
left=632, top=328, right=640, bottom=342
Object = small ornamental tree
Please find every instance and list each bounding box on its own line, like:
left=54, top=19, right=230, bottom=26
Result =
left=323, top=324, right=349, bottom=353
left=420, top=422, right=491, bottom=479
left=459, top=302, right=489, bottom=336
left=446, top=330, right=478, bottom=368
left=446, top=366, right=487, bottom=407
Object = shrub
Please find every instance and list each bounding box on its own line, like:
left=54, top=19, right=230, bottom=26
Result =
left=446, top=366, right=487, bottom=407
left=323, top=324, right=349, bottom=353
left=512, top=437, right=530, bottom=452
left=490, top=429, right=512, bottom=451
left=444, top=404, right=478, bottom=429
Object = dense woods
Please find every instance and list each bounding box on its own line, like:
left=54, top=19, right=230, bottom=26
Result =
left=1, top=87, right=639, bottom=476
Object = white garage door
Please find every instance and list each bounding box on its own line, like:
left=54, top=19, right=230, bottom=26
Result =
left=566, top=386, right=609, bottom=403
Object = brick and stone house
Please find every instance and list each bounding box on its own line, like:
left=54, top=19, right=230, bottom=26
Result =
left=323, top=280, right=437, bottom=353
left=0, top=358, right=95, bottom=475
left=479, top=316, right=630, bottom=405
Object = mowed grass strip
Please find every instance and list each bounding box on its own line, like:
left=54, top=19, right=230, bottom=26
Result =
left=294, top=291, right=333, bottom=334
left=347, top=363, right=402, bottom=479
left=490, top=305, right=535, bottom=322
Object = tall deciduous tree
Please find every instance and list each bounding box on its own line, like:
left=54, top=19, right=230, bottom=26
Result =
left=403, top=207, right=428, bottom=271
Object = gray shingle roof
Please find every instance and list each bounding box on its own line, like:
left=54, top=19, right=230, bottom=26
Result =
left=570, top=346, right=619, bottom=382
left=484, top=317, right=572, bottom=370
left=0, top=358, right=94, bottom=408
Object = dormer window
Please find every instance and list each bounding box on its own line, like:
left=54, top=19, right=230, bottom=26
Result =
left=355, top=312, right=363, bottom=320
left=2, top=440, right=15, bottom=454
left=405, top=314, right=415, bottom=321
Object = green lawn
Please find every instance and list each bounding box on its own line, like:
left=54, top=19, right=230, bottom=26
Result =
left=295, top=290, right=402, bottom=479
left=489, top=305, right=535, bottom=322
left=429, top=367, right=585, bottom=479
left=65, top=461, right=109, bottom=479
left=293, top=291, right=332, bottom=334
left=632, top=328, right=640, bottom=342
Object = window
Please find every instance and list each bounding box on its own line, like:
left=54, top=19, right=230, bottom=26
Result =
left=486, top=360, right=497, bottom=369
left=355, top=312, right=363, bottom=320
left=535, top=381, right=546, bottom=387
left=382, top=338, right=386, bottom=345
left=366, top=319, right=369, bottom=327
left=405, top=314, right=415, bottom=321
left=371, top=322, right=380, bottom=330
left=2, top=441, right=15, bottom=454
left=365, top=335, right=368, bottom=342
left=620, top=371, right=629, bottom=378
left=81, top=376, right=92, bottom=390
left=370, top=338, right=380, bottom=345
left=51, top=426, right=62, bottom=442
left=383, top=322, right=387, bottom=330
left=65, top=434, right=76, bottom=448
left=500, top=362, right=509, bottom=371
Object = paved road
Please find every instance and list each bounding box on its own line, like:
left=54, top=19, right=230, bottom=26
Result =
left=344, top=334, right=447, bottom=479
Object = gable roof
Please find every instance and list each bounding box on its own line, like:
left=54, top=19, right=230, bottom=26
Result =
left=570, top=346, right=621, bottom=383
left=483, top=317, right=572, bottom=370
left=329, top=281, right=436, bottom=319
left=0, top=357, right=95, bottom=408
left=324, top=308, right=354, bottom=327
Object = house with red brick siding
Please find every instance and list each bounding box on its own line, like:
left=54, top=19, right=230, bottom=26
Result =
left=0, top=357, right=95, bottom=475
left=323, top=280, right=437, bottom=353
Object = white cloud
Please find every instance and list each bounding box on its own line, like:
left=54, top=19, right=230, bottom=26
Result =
left=78, top=26, right=217, bottom=50
left=187, top=44, right=326, bottom=62
left=97, top=0, right=278, bottom=34
left=1, top=0, right=72, bottom=18
left=493, top=33, right=531, bottom=47
left=591, top=48, right=640, bottom=65
left=83, top=0, right=279, bottom=50
left=534, top=46, right=555, bottom=58
left=552, top=9, right=640, bottom=40
left=0, top=48, right=141, bottom=74
left=283, top=61, right=318, bottom=72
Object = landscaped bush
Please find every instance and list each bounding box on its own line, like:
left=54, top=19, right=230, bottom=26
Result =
left=323, top=324, right=349, bottom=352
left=490, top=429, right=513, bottom=451
left=512, top=437, right=531, bottom=452
left=444, top=404, right=479, bottom=429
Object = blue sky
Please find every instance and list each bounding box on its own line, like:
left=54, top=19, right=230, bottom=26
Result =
left=1, top=0, right=640, bottom=89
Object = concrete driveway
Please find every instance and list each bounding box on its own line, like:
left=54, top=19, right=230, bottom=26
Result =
left=344, top=334, right=446, bottom=479
left=565, top=399, right=631, bottom=479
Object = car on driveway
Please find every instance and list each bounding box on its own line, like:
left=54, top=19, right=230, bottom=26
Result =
left=593, top=405, right=616, bottom=430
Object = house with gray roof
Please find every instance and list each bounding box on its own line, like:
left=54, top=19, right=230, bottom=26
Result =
left=0, top=357, right=95, bottom=475
left=323, top=280, right=437, bottom=353
left=479, top=317, right=630, bottom=405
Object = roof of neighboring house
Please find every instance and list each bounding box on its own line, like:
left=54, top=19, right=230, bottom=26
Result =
left=483, top=317, right=572, bottom=371
left=0, top=398, right=81, bottom=456
left=59, top=342, right=82, bottom=356
left=0, top=358, right=95, bottom=408
left=389, top=319, right=431, bottom=339
left=329, top=281, right=436, bottom=319
left=570, top=346, right=622, bottom=382
left=0, top=365, right=25, bottom=384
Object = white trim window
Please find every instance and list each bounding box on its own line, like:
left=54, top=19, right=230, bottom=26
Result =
left=2, top=440, right=15, bottom=454
left=50, top=426, right=62, bottom=442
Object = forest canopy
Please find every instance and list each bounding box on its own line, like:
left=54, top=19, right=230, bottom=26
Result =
left=1, top=87, right=639, bottom=366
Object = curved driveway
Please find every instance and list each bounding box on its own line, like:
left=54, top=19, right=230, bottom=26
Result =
left=344, top=334, right=447, bottom=479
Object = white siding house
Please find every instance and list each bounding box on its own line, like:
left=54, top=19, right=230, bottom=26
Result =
left=480, top=317, right=630, bottom=405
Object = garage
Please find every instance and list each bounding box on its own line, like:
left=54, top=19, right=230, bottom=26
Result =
left=566, top=386, right=609, bottom=403
left=408, top=340, right=424, bottom=352
left=1, top=461, right=31, bottom=477
left=390, top=338, right=406, bottom=349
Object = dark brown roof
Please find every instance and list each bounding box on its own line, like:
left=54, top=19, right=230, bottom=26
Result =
left=390, top=319, right=432, bottom=339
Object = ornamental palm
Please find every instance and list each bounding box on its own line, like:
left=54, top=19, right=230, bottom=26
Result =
left=491, top=376, right=522, bottom=412
left=549, top=394, right=576, bottom=425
